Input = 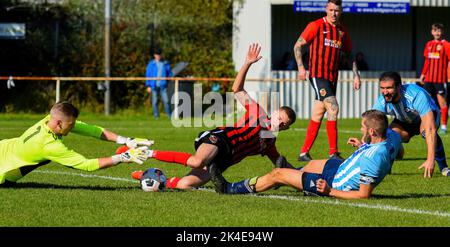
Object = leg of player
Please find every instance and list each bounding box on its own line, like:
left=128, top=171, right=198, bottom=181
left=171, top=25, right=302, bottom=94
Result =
left=390, top=123, right=411, bottom=143
left=145, top=143, right=218, bottom=169
left=323, top=96, right=342, bottom=159
left=299, top=101, right=326, bottom=161
left=174, top=167, right=211, bottom=189
left=437, top=94, right=447, bottom=134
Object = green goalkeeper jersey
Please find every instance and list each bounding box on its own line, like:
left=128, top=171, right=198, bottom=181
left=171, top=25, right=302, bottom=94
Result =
left=0, top=115, right=105, bottom=183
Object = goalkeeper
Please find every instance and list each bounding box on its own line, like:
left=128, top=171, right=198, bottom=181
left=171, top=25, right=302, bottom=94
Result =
left=0, top=101, right=153, bottom=186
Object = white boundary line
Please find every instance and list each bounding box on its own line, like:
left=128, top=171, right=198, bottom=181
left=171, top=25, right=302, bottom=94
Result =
left=35, top=170, right=450, bottom=219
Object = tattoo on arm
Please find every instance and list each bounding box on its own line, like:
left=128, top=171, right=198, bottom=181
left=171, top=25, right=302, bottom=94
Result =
left=294, top=37, right=305, bottom=68
left=352, top=60, right=360, bottom=77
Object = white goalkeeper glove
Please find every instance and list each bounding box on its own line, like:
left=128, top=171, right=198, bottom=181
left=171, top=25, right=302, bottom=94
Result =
left=116, top=136, right=154, bottom=149
left=112, top=146, right=149, bottom=165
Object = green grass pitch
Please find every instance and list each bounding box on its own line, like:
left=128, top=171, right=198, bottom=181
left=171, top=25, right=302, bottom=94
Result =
left=1, top=113, right=450, bottom=226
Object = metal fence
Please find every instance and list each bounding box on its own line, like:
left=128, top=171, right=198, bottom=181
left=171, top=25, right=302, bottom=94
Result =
left=1, top=72, right=419, bottom=119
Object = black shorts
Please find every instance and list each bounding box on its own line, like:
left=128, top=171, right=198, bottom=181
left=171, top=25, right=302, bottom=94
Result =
left=423, top=83, right=446, bottom=96
left=391, top=110, right=440, bottom=138
left=194, top=129, right=233, bottom=172
left=309, top=77, right=337, bottom=101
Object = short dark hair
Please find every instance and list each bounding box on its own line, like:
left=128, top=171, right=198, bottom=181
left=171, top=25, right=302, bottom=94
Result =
left=51, top=101, right=79, bottom=118
left=362, top=110, right=388, bottom=138
left=280, top=106, right=297, bottom=125
left=379, top=71, right=402, bottom=88
left=432, top=23, right=444, bottom=30
left=328, top=0, right=342, bottom=6
left=153, top=47, right=162, bottom=55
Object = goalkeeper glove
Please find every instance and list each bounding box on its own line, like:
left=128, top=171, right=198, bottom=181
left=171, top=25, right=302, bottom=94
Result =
left=112, top=146, right=149, bottom=165
left=116, top=136, right=154, bottom=148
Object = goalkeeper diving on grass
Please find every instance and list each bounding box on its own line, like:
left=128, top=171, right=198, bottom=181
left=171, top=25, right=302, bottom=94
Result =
left=0, top=101, right=153, bottom=186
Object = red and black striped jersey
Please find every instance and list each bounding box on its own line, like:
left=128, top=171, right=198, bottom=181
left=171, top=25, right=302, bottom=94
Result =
left=300, top=17, right=352, bottom=83
left=216, top=101, right=279, bottom=165
left=421, top=39, right=450, bottom=84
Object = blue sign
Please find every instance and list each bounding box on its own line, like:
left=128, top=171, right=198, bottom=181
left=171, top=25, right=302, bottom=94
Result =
left=293, top=0, right=410, bottom=14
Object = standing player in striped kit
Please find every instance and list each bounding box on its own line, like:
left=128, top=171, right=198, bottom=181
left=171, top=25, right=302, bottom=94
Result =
left=295, top=0, right=361, bottom=162
left=419, top=23, right=450, bottom=134
left=130, top=44, right=297, bottom=190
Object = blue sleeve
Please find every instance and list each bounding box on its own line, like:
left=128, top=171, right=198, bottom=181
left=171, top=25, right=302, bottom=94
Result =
left=413, top=90, right=433, bottom=117
left=359, top=148, right=390, bottom=186
left=372, top=95, right=386, bottom=113
left=145, top=62, right=154, bottom=88
left=359, top=155, right=379, bottom=185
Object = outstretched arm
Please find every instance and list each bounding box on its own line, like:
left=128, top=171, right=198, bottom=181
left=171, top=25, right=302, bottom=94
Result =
left=233, top=43, right=262, bottom=106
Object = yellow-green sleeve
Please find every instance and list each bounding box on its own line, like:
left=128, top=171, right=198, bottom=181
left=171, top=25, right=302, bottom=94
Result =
left=42, top=140, right=100, bottom=171
left=71, top=120, right=105, bottom=139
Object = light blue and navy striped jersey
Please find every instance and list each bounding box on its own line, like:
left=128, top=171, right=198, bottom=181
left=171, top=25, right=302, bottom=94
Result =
left=372, top=84, right=439, bottom=125
left=331, top=140, right=392, bottom=191
left=386, top=128, right=402, bottom=162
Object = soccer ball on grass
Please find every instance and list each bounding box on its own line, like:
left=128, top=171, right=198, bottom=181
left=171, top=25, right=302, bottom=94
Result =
left=140, top=168, right=167, bottom=192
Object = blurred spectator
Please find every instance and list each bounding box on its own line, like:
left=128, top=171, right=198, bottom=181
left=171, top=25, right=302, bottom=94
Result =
left=145, top=48, right=173, bottom=119
left=355, top=51, right=369, bottom=71
left=339, top=52, right=352, bottom=70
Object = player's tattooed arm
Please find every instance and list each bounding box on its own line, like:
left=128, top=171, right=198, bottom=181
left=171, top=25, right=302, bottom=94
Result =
left=352, top=56, right=361, bottom=90
left=293, top=37, right=307, bottom=68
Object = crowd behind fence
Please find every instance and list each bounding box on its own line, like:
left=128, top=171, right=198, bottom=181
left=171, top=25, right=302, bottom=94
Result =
left=0, top=70, right=419, bottom=119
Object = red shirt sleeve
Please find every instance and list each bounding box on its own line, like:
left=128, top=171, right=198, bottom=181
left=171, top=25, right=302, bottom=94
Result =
left=300, top=21, right=319, bottom=44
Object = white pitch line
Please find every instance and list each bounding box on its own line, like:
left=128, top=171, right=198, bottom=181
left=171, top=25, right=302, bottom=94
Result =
left=35, top=170, right=450, bottom=219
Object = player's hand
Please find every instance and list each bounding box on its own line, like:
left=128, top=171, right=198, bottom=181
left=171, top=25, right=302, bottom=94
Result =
left=298, top=66, right=307, bottom=81
left=316, top=179, right=331, bottom=195
left=245, top=43, right=262, bottom=65
left=353, top=75, right=361, bottom=90
left=347, top=137, right=362, bottom=148
left=419, top=75, right=425, bottom=84
left=119, top=146, right=149, bottom=165
left=126, top=138, right=154, bottom=149
left=147, top=87, right=152, bottom=94
left=418, top=159, right=435, bottom=178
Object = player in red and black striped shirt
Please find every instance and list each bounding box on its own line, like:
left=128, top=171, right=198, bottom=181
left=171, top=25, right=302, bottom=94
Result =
left=130, top=44, right=297, bottom=190
left=419, top=23, right=450, bottom=134
left=294, top=0, right=361, bottom=161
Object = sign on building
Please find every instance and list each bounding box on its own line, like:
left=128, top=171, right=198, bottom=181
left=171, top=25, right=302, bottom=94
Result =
left=0, top=23, right=26, bottom=39
left=294, top=0, right=410, bottom=14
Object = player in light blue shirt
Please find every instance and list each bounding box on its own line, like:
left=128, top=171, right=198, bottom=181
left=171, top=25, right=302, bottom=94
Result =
left=209, top=110, right=395, bottom=199
left=372, top=71, right=448, bottom=178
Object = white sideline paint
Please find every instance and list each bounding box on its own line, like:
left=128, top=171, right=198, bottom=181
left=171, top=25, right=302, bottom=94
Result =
left=34, top=170, right=450, bottom=218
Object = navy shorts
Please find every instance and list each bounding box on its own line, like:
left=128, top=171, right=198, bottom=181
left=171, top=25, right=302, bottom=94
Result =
left=301, top=158, right=343, bottom=196
left=309, top=77, right=337, bottom=101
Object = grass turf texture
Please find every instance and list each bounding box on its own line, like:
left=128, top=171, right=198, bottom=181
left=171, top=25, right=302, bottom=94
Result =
left=1, top=114, right=450, bottom=226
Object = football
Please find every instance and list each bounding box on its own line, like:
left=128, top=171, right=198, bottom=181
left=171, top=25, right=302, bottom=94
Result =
left=140, top=168, right=167, bottom=192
